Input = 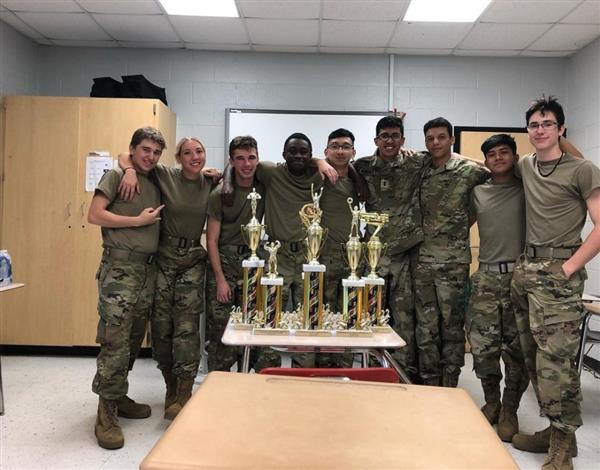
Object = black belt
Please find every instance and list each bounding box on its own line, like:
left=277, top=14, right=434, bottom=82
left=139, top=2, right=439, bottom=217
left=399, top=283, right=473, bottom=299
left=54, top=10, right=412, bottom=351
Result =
left=526, top=245, right=577, bottom=260
left=479, top=261, right=516, bottom=274
left=104, top=247, right=154, bottom=264
left=162, top=236, right=201, bottom=249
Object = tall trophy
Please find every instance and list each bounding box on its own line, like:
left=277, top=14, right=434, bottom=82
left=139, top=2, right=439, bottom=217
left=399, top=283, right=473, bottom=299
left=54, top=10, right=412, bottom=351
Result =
left=299, top=185, right=327, bottom=331
left=341, top=198, right=366, bottom=332
left=361, top=210, right=390, bottom=330
left=257, top=241, right=284, bottom=332
left=240, top=188, right=265, bottom=324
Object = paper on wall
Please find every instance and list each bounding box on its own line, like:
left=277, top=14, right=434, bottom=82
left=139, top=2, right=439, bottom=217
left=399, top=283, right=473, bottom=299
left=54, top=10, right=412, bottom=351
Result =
left=85, top=152, right=113, bottom=192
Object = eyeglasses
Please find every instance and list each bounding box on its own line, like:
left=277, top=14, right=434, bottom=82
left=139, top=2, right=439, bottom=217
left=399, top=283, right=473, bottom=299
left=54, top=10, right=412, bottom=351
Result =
left=376, top=132, right=403, bottom=141
left=327, top=143, right=354, bottom=151
left=526, top=120, right=558, bottom=131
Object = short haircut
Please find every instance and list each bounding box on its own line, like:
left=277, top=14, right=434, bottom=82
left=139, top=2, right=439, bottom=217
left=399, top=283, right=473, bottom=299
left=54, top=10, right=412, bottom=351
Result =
left=525, top=95, right=565, bottom=128
left=328, top=128, right=355, bottom=143
left=130, top=126, right=166, bottom=150
left=423, top=117, right=453, bottom=137
left=284, top=132, right=312, bottom=152
left=175, top=136, right=205, bottom=155
left=376, top=115, right=404, bottom=136
left=481, top=134, right=517, bottom=157
left=229, top=135, right=258, bottom=158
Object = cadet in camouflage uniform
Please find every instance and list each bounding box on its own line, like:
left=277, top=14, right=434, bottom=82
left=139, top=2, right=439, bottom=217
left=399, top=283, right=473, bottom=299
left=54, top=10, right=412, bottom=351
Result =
left=206, top=136, right=264, bottom=372
left=88, top=127, right=166, bottom=449
left=414, top=117, right=488, bottom=387
left=466, top=134, right=528, bottom=441
left=354, top=116, right=427, bottom=382
left=510, top=97, right=600, bottom=470
left=119, top=136, right=216, bottom=420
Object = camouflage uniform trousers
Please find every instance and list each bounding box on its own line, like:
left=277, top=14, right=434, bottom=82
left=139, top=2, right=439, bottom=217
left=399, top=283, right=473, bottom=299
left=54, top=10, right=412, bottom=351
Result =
left=511, top=255, right=586, bottom=433
left=92, top=253, right=157, bottom=400
left=151, top=244, right=207, bottom=380
left=413, top=261, right=470, bottom=383
left=466, top=269, right=529, bottom=403
left=378, top=250, right=418, bottom=380
left=205, top=245, right=246, bottom=372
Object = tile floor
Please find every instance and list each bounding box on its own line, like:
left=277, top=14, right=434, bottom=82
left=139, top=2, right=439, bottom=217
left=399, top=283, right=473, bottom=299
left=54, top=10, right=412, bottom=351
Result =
left=0, top=353, right=598, bottom=470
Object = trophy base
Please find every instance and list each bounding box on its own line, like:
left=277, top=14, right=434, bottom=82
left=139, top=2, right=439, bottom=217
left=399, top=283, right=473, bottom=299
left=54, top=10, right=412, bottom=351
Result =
left=372, top=325, right=393, bottom=333
left=242, top=259, right=265, bottom=268
left=231, top=322, right=254, bottom=330
left=295, top=329, right=332, bottom=337
left=253, top=327, right=290, bottom=336
left=335, top=329, right=373, bottom=337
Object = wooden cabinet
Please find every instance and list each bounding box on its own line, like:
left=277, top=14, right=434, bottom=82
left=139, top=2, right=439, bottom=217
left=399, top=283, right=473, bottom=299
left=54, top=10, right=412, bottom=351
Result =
left=0, top=96, right=176, bottom=346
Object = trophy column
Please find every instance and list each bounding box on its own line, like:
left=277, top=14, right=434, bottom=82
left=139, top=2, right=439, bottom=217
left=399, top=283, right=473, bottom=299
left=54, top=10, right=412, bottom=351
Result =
left=259, top=241, right=283, bottom=329
left=302, top=264, right=325, bottom=330
left=342, top=199, right=365, bottom=330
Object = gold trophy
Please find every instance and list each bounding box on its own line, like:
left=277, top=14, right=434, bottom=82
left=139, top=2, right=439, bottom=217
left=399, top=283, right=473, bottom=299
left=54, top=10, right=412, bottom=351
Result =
left=299, top=185, right=327, bottom=332
left=339, top=198, right=367, bottom=335
left=361, top=210, right=391, bottom=332
left=254, top=241, right=287, bottom=335
left=240, top=188, right=265, bottom=325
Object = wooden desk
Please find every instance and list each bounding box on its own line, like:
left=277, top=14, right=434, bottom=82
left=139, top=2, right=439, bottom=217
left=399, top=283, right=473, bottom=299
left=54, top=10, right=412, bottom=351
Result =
left=0, top=282, right=24, bottom=415
left=222, top=323, right=408, bottom=381
left=140, top=372, right=518, bottom=470
left=580, top=294, right=600, bottom=374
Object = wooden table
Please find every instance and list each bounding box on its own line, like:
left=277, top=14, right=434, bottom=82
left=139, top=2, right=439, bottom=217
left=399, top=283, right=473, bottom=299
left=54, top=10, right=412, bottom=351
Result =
left=140, top=372, right=518, bottom=470
left=221, top=323, right=408, bottom=381
left=0, top=282, right=24, bottom=415
left=580, top=293, right=600, bottom=374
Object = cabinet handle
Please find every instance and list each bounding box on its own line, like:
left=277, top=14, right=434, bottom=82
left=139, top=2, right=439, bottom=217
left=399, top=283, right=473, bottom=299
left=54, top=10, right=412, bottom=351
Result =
left=80, top=202, right=86, bottom=218
left=65, top=202, right=71, bottom=219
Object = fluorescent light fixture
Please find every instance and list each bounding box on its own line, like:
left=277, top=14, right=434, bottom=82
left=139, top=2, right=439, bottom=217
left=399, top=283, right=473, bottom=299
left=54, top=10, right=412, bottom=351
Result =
left=159, top=0, right=239, bottom=17
left=403, top=0, right=491, bottom=22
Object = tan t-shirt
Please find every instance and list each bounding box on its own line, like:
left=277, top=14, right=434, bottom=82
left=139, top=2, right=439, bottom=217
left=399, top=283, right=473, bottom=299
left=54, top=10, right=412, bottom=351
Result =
left=471, top=180, right=525, bottom=263
left=256, top=162, right=323, bottom=242
left=518, top=153, right=600, bottom=247
left=320, top=176, right=357, bottom=244
left=96, top=169, right=160, bottom=254
left=207, top=181, right=266, bottom=246
left=153, top=164, right=213, bottom=241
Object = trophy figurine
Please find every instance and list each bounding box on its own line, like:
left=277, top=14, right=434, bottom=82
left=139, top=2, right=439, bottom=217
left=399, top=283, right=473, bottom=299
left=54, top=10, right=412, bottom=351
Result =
left=342, top=198, right=366, bottom=330
left=258, top=241, right=284, bottom=330
left=361, top=210, right=390, bottom=331
left=299, top=185, right=327, bottom=331
left=240, top=188, right=265, bottom=323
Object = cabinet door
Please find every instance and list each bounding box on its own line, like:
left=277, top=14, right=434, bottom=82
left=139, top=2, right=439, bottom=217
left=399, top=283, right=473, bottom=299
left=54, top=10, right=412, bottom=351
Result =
left=0, top=96, right=80, bottom=345
left=72, top=98, right=175, bottom=345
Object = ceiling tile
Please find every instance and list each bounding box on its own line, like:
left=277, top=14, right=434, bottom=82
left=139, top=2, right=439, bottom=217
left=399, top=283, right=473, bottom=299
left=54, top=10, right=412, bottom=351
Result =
left=480, top=0, right=579, bottom=23
left=322, top=0, right=409, bottom=21
left=78, top=0, right=162, bottom=15
left=453, top=49, right=521, bottom=56
left=253, top=45, right=318, bottom=53
left=93, top=14, right=179, bottom=42
left=528, top=23, right=600, bottom=50
left=14, top=12, right=112, bottom=40
left=321, top=46, right=386, bottom=54
left=561, top=0, right=600, bottom=24
left=390, top=22, right=472, bottom=49
left=187, top=43, right=251, bottom=51
left=170, top=16, right=248, bottom=44
left=321, top=20, right=395, bottom=47
left=246, top=19, right=318, bottom=46
left=51, top=39, right=119, bottom=47
left=388, top=47, right=453, bottom=55
left=0, top=9, right=44, bottom=38
left=0, top=0, right=82, bottom=13
left=460, top=23, right=550, bottom=49
left=521, top=49, right=575, bottom=57
left=237, top=0, right=320, bottom=19
left=120, top=41, right=182, bottom=49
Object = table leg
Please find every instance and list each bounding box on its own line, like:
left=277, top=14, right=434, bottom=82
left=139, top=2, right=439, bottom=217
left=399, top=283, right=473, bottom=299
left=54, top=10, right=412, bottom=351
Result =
left=0, top=353, right=4, bottom=415
left=241, top=346, right=251, bottom=373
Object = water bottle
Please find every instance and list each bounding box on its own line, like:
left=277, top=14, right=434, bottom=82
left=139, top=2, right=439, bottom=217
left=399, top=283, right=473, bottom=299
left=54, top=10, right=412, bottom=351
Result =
left=0, top=249, right=12, bottom=287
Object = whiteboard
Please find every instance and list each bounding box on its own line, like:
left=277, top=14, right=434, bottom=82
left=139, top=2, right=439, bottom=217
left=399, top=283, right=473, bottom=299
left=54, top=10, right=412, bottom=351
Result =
left=226, top=109, right=391, bottom=164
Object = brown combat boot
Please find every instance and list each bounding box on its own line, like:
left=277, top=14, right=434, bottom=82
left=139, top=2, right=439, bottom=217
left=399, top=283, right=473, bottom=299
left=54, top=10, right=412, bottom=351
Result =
left=442, top=371, right=459, bottom=388
left=512, top=426, right=578, bottom=457
left=161, top=369, right=178, bottom=415
left=95, top=397, right=124, bottom=449
left=481, top=402, right=501, bottom=425
left=116, top=395, right=151, bottom=419
left=497, top=389, right=521, bottom=442
left=480, top=379, right=501, bottom=424
left=542, top=428, right=573, bottom=470
left=164, top=378, right=195, bottom=420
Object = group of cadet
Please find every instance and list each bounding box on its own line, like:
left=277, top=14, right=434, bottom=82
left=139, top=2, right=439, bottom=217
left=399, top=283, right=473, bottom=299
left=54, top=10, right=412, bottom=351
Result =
left=87, top=95, right=596, bottom=470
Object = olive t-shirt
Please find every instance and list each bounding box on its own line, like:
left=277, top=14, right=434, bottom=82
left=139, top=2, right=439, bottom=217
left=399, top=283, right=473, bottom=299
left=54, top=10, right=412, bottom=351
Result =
left=207, top=181, right=266, bottom=246
left=518, top=153, right=600, bottom=247
left=320, top=176, right=357, bottom=244
left=96, top=168, right=160, bottom=254
left=471, top=180, right=525, bottom=263
left=153, top=164, right=213, bottom=241
left=256, top=162, right=323, bottom=242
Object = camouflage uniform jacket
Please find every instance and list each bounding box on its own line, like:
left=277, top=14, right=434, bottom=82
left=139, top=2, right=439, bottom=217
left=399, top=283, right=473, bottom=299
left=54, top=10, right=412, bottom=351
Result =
left=418, top=155, right=488, bottom=264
